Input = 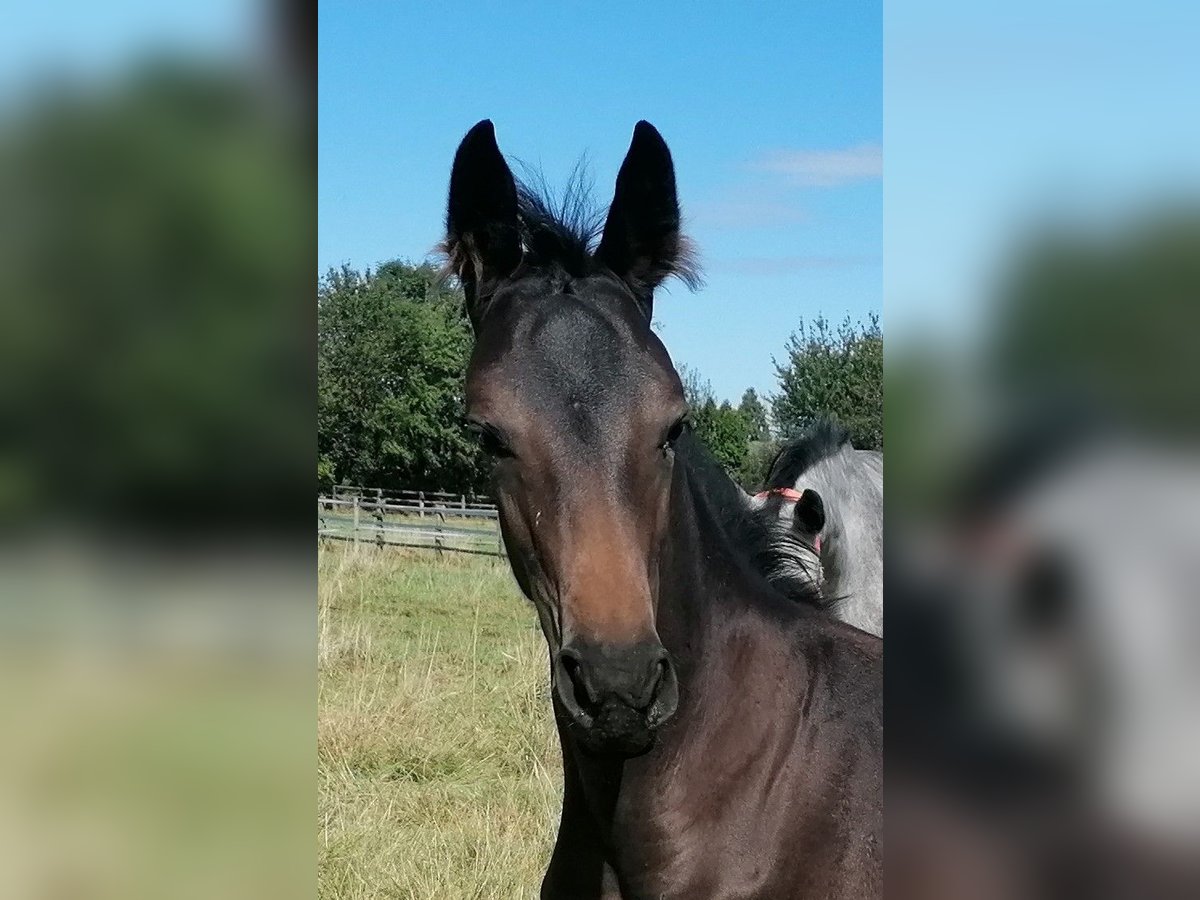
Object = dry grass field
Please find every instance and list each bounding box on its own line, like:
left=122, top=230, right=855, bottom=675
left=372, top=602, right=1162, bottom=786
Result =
left=318, top=544, right=561, bottom=899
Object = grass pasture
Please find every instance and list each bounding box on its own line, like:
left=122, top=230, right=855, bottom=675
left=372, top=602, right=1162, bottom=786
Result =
left=318, top=544, right=561, bottom=898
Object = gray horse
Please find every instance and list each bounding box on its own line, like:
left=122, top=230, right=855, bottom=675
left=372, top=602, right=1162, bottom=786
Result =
left=747, top=422, right=883, bottom=636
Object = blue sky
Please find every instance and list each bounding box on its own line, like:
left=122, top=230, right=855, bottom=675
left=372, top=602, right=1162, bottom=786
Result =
left=318, top=1, right=881, bottom=403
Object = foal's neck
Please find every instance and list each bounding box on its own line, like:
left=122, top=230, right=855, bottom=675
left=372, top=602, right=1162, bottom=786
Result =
left=652, top=446, right=770, bottom=678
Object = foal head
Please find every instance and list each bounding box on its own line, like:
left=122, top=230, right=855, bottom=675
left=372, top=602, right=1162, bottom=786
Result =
left=444, top=120, right=698, bottom=755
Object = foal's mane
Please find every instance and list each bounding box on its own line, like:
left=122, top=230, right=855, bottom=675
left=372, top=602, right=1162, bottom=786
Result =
left=678, top=432, right=831, bottom=613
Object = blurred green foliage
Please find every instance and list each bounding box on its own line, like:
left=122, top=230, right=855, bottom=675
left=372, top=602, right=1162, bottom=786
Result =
left=992, top=211, right=1200, bottom=436
left=0, top=41, right=316, bottom=900
left=0, top=64, right=311, bottom=531
left=885, top=209, right=1200, bottom=521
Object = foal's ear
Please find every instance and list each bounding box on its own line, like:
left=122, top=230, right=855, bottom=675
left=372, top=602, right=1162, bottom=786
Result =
left=445, top=120, right=522, bottom=326
left=598, top=121, right=698, bottom=316
left=792, top=489, right=826, bottom=538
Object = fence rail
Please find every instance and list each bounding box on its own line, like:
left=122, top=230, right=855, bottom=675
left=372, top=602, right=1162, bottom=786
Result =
left=330, top=484, right=496, bottom=510
left=317, top=492, right=505, bottom=558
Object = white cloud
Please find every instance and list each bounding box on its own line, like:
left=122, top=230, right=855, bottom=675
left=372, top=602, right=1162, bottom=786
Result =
left=749, top=144, right=883, bottom=188
left=688, top=196, right=808, bottom=230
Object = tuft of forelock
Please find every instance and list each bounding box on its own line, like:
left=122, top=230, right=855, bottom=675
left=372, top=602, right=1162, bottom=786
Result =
left=513, top=163, right=605, bottom=277
left=439, top=163, right=703, bottom=290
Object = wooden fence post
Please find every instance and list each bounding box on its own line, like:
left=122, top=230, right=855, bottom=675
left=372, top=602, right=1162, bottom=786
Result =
left=352, top=495, right=360, bottom=546
left=418, top=491, right=425, bottom=519
left=435, top=510, right=445, bottom=559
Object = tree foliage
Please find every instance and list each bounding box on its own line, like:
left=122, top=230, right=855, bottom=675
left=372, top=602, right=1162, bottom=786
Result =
left=318, top=261, right=486, bottom=493
left=772, top=314, right=883, bottom=451
left=737, top=439, right=782, bottom=493
left=676, top=363, right=714, bottom=412
left=695, top=399, right=753, bottom=474
left=738, top=388, right=770, bottom=442
left=675, top=366, right=752, bottom=477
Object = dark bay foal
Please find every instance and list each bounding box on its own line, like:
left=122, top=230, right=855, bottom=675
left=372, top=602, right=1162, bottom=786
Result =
left=443, top=119, right=881, bottom=899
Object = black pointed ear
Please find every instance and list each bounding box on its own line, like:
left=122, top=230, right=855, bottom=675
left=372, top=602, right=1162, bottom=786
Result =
left=792, top=489, right=826, bottom=537
left=597, top=121, right=698, bottom=316
left=444, top=120, right=522, bottom=326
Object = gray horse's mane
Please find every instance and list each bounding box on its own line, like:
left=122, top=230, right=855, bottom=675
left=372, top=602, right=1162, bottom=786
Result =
left=765, top=420, right=852, bottom=490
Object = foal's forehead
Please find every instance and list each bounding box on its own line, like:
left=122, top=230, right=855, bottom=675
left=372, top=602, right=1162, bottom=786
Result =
left=469, top=280, right=678, bottom=411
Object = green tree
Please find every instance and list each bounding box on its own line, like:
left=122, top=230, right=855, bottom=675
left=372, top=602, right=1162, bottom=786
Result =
left=772, top=314, right=883, bottom=451
left=689, top=396, right=718, bottom=452
left=736, top=438, right=781, bottom=493
left=317, top=261, right=486, bottom=494
left=676, top=363, right=715, bottom=411
left=738, top=388, right=770, bottom=442
left=706, top=401, right=752, bottom=473
left=674, top=365, right=755, bottom=477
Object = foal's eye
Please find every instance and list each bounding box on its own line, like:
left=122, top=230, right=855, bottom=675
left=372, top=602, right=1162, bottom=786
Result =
left=661, top=417, right=688, bottom=454
left=469, top=422, right=513, bottom=458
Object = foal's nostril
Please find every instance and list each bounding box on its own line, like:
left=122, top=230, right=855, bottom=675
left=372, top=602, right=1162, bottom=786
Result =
left=646, top=653, right=679, bottom=724
left=635, top=651, right=669, bottom=707
left=645, top=658, right=665, bottom=699
left=557, top=647, right=595, bottom=710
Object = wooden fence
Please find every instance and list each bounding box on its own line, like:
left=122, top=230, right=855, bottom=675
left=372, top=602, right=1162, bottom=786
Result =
left=331, top=484, right=493, bottom=509
left=317, top=491, right=505, bottom=557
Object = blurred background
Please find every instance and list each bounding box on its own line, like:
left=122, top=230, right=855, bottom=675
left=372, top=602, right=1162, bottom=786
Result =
left=886, top=2, right=1200, bottom=897
left=1, top=2, right=312, bottom=897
